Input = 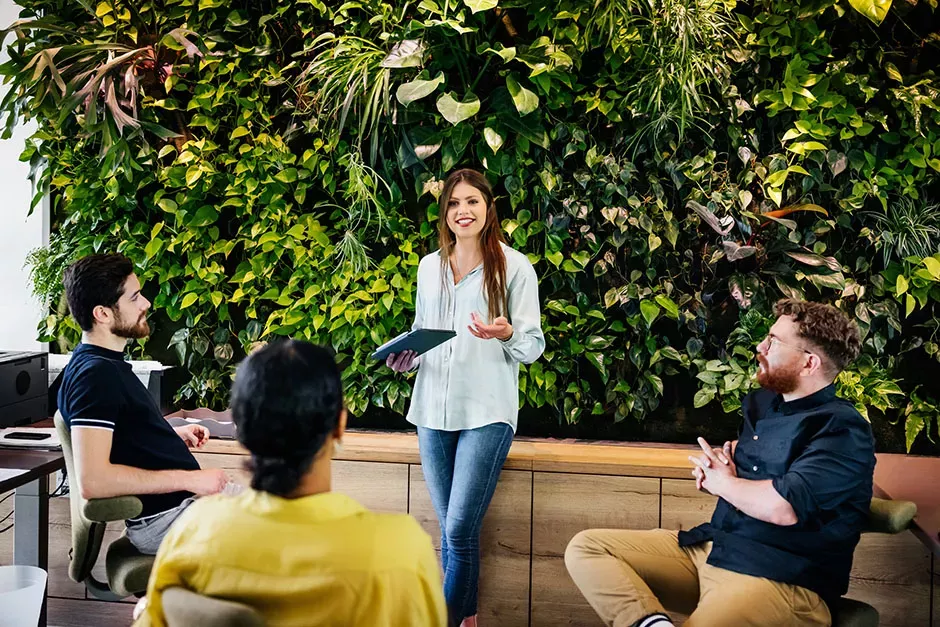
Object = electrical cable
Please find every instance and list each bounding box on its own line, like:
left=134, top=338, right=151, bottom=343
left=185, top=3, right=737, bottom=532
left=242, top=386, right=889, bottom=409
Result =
left=0, top=472, right=69, bottom=534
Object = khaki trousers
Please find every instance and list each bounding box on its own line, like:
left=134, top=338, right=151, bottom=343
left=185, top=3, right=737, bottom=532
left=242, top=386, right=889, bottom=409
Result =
left=564, top=529, right=832, bottom=627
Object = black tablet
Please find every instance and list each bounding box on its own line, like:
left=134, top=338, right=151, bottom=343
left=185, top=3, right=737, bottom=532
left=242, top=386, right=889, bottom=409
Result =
left=371, top=328, right=457, bottom=361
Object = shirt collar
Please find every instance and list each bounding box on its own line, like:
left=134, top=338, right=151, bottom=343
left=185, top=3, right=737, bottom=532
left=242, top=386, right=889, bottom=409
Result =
left=771, top=383, right=837, bottom=415
left=76, top=342, right=126, bottom=361
left=238, top=489, right=367, bottom=522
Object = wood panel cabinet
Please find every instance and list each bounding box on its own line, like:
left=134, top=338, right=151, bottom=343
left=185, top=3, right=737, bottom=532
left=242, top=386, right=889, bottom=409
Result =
left=846, top=531, right=933, bottom=627
left=530, top=472, right=660, bottom=627
left=409, top=466, right=532, bottom=627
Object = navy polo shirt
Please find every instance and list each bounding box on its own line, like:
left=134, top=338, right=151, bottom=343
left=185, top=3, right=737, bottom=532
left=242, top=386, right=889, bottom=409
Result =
left=678, top=384, right=875, bottom=605
left=58, top=343, right=200, bottom=519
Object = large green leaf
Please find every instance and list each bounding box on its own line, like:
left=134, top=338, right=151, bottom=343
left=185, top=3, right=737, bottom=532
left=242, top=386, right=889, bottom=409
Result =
left=396, top=72, right=445, bottom=106
left=694, top=388, right=715, bottom=408
left=381, top=39, right=425, bottom=68
left=923, top=256, right=940, bottom=279
left=848, top=0, right=892, bottom=24
left=897, top=274, right=909, bottom=296
left=484, top=126, right=504, bottom=153
left=640, top=300, right=660, bottom=327
left=506, top=75, right=538, bottom=116
left=654, top=294, right=679, bottom=319
left=905, top=413, right=926, bottom=452
left=189, top=205, right=219, bottom=227
left=464, top=0, right=499, bottom=12
left=436, top=92, right=481, bottom=125
left=785, top=251, right=841, bottom=272
left=808, top=272, right=847, bottom=291
left=585, top=351, right=608, bottom=383
left=275, top=168, right=298, bottom=183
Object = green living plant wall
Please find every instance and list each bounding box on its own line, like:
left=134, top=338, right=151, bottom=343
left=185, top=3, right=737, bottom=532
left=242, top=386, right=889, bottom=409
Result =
left=2, top=0, right=939, bottom=452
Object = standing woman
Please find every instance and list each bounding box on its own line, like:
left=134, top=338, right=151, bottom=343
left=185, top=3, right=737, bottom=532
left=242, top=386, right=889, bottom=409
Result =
left=387, top=169, right=545, bottom=627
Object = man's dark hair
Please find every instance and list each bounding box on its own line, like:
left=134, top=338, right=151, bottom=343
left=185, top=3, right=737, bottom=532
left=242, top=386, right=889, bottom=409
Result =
left=773, top=298, right=862, bottom=375
left=231, top=340, right=343, bottom=497
left=62, top=254, right=135, bottom=332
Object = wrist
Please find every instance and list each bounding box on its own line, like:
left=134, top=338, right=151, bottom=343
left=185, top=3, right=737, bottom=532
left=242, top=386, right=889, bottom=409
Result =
left=180, top=469, right=200, bottom=491
left=711, top=473, right=735, bottom=500
left=499, top=326, right=514, bottom=341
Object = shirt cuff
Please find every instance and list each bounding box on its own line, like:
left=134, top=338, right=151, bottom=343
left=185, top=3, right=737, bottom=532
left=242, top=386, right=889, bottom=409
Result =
left=499, top=329, right=521, bottom=348
left=772, top=473, right=815, bottom=523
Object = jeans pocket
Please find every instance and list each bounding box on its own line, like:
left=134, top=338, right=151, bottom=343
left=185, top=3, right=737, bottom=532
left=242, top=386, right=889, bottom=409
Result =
left=790, top=585, right=831, bottom=626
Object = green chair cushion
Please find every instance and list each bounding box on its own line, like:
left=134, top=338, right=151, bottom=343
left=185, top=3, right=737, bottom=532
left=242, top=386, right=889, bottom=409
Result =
left=866, top=497, right=917, bottom=534
left=105, top=536, right=156, bottom=598
left=162, top=587, right=265, bottom=627
left=84, top=496, right=144, bottom=522
left=833, top=597, right=879, bottom=627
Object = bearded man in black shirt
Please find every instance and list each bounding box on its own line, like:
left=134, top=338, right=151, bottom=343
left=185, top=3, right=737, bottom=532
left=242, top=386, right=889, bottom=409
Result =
left=58, top=254, right=228, bottom=554
left=566, top=299, right=874, bottom=627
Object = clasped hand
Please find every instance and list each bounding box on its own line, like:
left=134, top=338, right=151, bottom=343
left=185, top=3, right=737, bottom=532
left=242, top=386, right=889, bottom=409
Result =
left=688, top=437, right=736, bottom=496
left=174, top=424, right=209, bottom=449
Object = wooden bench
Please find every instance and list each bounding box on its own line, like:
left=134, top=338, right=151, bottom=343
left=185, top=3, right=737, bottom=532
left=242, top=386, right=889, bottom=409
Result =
left=194, top=432, right=936, bottom=627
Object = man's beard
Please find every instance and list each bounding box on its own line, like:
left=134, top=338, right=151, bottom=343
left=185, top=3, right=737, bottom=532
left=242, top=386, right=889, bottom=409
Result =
left=113, top=311, right=150, bottom=339
left=756, top=354, right=800, bottom=394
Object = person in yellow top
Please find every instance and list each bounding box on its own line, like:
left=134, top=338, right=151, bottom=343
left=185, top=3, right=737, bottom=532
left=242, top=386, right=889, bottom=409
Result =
left=134, top=339, right=448, bottom=627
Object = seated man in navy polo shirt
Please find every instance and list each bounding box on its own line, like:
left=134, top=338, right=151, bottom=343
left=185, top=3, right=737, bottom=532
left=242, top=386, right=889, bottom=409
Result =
left=58, top=254, right=228, bottom=555
left=565, top=299, right=874, bottom=627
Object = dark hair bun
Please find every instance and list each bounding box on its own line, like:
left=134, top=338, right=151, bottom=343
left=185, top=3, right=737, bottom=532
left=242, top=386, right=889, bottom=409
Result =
left=231, top=340, right=343, bottom=497
left=249, top=454, right=310, bottom=496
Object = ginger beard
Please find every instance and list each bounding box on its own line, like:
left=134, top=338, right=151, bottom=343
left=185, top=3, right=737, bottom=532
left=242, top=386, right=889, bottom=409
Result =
left=756, top=352, right=802, bottom=395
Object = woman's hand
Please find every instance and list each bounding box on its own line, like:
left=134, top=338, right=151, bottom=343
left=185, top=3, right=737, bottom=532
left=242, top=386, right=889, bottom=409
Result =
left=386, top=350, right=417, bottom=372
left=468, top=312, right=513, bottom=341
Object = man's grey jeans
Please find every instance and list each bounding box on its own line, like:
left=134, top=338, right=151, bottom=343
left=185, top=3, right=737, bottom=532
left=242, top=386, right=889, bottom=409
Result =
left=124, top=497, right=196, bottom=555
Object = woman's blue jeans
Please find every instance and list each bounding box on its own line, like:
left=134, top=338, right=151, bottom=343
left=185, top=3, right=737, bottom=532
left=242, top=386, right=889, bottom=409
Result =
left=417, top=422, right=514, bottom=622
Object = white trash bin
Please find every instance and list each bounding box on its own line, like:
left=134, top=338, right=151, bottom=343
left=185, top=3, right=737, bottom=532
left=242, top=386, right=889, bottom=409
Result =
left=0, top=565, right=47, bottom=627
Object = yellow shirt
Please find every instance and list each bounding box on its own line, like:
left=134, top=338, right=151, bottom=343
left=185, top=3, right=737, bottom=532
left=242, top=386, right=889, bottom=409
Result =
left=134, top=490, right=447, bottom=627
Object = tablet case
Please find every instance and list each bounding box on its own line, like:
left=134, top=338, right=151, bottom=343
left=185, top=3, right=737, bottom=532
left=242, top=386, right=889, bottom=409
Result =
left=371, top=329, right=457, bottom=361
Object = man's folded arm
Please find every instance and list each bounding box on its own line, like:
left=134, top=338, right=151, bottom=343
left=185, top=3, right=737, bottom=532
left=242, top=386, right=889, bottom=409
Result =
left=73, top=427, right=199, bottom=499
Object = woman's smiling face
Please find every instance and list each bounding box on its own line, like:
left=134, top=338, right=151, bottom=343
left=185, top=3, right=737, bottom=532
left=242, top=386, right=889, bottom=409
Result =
left=445, top=181, right=487, bottom=241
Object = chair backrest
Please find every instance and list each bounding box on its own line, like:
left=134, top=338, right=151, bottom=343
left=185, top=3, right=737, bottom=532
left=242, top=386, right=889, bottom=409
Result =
left=866, top=497, right=917, bottom=534
left=163, top=587, right=265, bottom=627
left=54, top=411, right=107, bottom=584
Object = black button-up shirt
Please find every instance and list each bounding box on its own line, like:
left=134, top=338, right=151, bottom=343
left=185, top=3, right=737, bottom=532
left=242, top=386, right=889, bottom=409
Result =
left=678, top=384, right=875, bottom=605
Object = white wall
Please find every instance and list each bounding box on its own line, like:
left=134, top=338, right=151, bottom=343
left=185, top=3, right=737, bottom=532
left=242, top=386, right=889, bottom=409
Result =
left=0, top=0, right=48, bottom=352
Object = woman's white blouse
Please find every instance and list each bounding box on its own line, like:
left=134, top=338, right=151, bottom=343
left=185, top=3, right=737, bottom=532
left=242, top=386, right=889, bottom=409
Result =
left=406, top=244, right=545, bottom=433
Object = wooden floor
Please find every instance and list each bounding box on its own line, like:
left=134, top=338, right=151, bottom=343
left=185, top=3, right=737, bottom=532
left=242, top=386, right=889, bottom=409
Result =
left=48, top=597, right=133, bottom=627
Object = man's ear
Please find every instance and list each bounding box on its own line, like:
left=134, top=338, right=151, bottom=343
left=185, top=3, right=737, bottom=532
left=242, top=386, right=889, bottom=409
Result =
left=803, top=352, right=824, bottom=377
left=91, top=305, right=112, bottom=327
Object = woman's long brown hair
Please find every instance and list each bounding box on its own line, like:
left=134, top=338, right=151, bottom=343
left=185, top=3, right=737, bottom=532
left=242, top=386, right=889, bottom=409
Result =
left=437, top=169, right=508, bottom=322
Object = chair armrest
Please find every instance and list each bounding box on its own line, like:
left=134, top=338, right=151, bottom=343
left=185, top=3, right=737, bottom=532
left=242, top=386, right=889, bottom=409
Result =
left=866, top=497, right=917, bottom=534
left=163, top=587, right=264, bottom=627
left=83, top=495, right=144, bottom=522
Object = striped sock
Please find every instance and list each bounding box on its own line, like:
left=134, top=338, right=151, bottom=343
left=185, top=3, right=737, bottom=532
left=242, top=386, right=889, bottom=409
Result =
left=635, top=613, right=676, bottom=627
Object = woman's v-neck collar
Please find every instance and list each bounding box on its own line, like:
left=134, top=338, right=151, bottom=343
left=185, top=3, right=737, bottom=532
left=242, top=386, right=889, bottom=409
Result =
left=448, top=257, right=483, bottom=286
